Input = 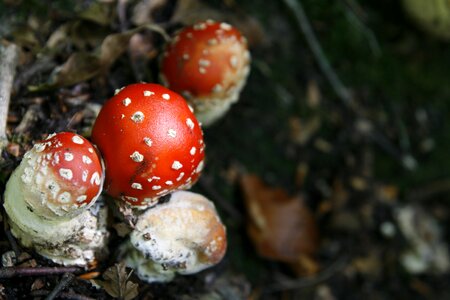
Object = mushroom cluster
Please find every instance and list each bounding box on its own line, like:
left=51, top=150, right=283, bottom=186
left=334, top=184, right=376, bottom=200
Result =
left=3, top=132, right=108, bottom=266
left=4, top=21, right=236, bottom=279
left=160, top=20, right=251, bottom=126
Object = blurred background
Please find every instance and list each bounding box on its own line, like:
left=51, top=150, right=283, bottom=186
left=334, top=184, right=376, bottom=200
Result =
left=0, top=0, right=449, bottom=299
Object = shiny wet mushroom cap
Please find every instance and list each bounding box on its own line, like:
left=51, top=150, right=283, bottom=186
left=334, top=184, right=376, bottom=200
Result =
left=92, top=83, right=205, bottom=208
left=160, top=20, right=251, bottom=126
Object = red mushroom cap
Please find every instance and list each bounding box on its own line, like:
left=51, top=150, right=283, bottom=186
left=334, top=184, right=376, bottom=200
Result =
left=160, top=20, right=251, bottom=125
left=91, top=83, right=205, bottom=207
left=17, top=132, right=104, bottom=218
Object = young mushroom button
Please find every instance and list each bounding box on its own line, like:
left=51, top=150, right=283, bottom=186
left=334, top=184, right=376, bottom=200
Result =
left=3, top=132, right=108, bottom=266
left=92, top=83, right=205, bottom=208
left=5, top=132, right=104, bottom=219
left=160, top=20, right=251, bottom=126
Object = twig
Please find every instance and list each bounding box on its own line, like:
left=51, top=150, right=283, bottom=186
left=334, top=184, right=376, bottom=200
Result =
left=282, top=0, right=416, bottom=170
left=343, top=0, right=381, bottom=56
left=263, top=255, right=348, bottom=293
left=30, top=290, right=95, bottom=300
left=0, top=266, right=81, bottom=279
left=0, top=41, right=19, bottom=150
left=45, top=273, right=75, bottom=300
left=282, top=0, right=352, bottom=106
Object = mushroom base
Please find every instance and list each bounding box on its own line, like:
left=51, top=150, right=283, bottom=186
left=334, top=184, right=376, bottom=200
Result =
left=4, top=175, right=109, bottom=266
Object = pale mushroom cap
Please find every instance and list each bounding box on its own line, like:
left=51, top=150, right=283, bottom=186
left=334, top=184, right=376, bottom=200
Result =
left=126, top=190, right=227, bottom=282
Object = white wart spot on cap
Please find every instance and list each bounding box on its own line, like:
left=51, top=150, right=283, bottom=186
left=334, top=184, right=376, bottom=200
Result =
left=199, top=67, right=207, bottom=74
left=90, top=172, right=101, bottom=185
left=130, top=151, right=144, bottom=162
left=162, top=93, right=170, bottom=100
left=220, top=22, right=232, bottom=30
left=230, top=55, right=238, bottom=68
left=72, top=136, right=84, bottom=144
left=131, top=111, right=145, bottom=123
left=165, top=180, right=173, bottom=186
left=115, top=87, right=124, bottom=95
left=182, top=53, right=190, bottom=60
left=212, top=84, right=223, bottom=93
left=77, top=195, right=87, bottom=203
left=186, top=118, right=195, bottom=130
left=88, top=148, right=94, bottom=153
left=123, top=97, right=131, bottom=106
left=193, top=23, right=207, bottom=30
left=82, top=155, right=92, bottom=164
left=35, top=143, right=46, bottom=152
left=168, top=129, right=177, bottom=138
left=172, top=161, right=183, bottom=170
left=190, top=147, right=196, bottom=155
left=143, top=90, right=155, bottom=96
left=123, top=196, right=138, bottom=202
left=132, top=182, right=143, bottom=190
left=64, top=153, right=74, bottom=161
left=196, top=160, right=204, bottom=173
left=199, top=59, right=210, bottom=67
left=59, top=168, right=73, bottom=180
left=144, top=137, right=153, bottom=147
left=58, top=192, right=71, bottom=204
left=82, top=170, right=88, bottom=182
left=152, top=185, right=161, bottom=190
left=176, top=172, right=185, bottom=181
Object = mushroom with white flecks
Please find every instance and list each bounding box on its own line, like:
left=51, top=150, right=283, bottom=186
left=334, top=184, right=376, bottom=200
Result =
left=3, top=132, right=109, bottom=266
left=122, top=191, right=227, bottom=282
left=160, top=20, right=251, bottom=126
left=91, top=83, right=205, bottom=208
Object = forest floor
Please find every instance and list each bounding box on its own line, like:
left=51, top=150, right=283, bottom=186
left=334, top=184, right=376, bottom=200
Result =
left=0, top=0, right=449, bottom=299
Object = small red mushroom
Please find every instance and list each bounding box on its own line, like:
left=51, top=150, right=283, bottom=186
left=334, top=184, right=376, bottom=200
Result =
left=91, top=83, right=205, bottom=207
left=160, top=20, right=251, bottom=126
left=5, top=132, right=104, bottom=219
left=3, top=132, right=108, bottom=266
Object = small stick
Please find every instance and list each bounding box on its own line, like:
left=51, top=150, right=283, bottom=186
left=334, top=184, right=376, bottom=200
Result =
left=0, top=41, right=19, bottom=150
left=30, top=290, right=95, bottom=300
left=282, top=0, right=352, bottom=106
left=45, top=273, right=75, bottom=300
left=0, top=266, right=81, bottom=279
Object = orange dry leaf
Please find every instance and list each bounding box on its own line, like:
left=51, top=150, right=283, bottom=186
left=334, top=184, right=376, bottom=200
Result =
left=240, top=174, right=320, bottom=274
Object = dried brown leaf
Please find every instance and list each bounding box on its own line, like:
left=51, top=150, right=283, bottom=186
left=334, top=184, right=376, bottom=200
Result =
left=240, top=174, right=320, bottom=266
left=30, top=24, right=168, bottom=91
left=95, top=262, right=139, bottom=300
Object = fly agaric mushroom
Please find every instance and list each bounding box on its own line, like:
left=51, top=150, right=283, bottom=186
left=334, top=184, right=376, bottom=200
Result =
left=160, top=20, right=251, bottom=126
left=122, top=191, right=227, bottom=282
left=3, top=132, right=109, bottom=266
left=91, top=83, right=205, bottom=208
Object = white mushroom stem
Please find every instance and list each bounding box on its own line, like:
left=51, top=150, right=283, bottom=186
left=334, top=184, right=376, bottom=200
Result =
left=122, top=191, right=227, bottom=282
left=4, top=191, right=109, bottom=266
left=0, top=41, right=19, bottom=150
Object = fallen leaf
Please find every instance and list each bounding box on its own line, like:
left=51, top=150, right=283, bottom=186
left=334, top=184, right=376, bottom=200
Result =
left=95, top=262, right=139, bottom=300
left=29, top=24, right=168, bottom=91
left=240, top=174, right=319, bottom=275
